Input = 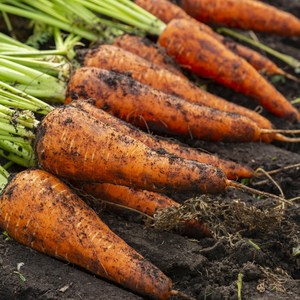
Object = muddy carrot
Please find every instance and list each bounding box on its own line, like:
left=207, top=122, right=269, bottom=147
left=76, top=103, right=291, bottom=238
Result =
left=176, top=0, right=300, bottom=36
left=71, top=100, right=254, bottom=179
left=134, top=0, right=286, bottom=76
left=78, top=181, right=212, bottom=238
left=0, top=169, right=178, bottom=300
left=113, top=34, right=186, bottom=78
left=83, top=45, right=273, bottom=129
left=36, top=104, right=228, bottom=194
left=157, top=18, right=300, bottom=122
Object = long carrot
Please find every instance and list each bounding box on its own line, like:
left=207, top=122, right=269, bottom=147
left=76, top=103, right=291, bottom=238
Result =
left=134, top=0, right=286, bottom=76
left=83, top=45, right=273, bottom=130
left=78, top=182, right=212, bottom=239
left=36, top=104, right=228, bottom=194
left=71, top=100, right=254, bottom=179
left=113, top=34, right=186, bottom=79
left=157, top=18, right=300, bottom=122
left=0, top=169, right=179, bottom=300
left=176, top=0, right=300, bottom=36
left=66, top=67, right=291, bottom=144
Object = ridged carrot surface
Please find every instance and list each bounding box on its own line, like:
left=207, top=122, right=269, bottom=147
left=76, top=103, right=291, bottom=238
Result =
left=134, top=0, right=285, bottom=75
left=84, top=45, right=273, bottom=129
left=158, top=18, right=300, bottom=122
left=66, top=67, right=270, bottom=143
left=71, top=101, right=254, bottom=179
left=36, top=104, right=228, bottom=194
left=0, top=169, right=173, bottom=299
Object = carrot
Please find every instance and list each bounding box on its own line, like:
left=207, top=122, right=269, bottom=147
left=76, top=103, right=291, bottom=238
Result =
left=134, top=0, right=286, bottom=76
left=66, top=67, right=287, bottom=144
left=176, top=0, right=300, bottom=36
left=71, top=100, right=254, bottom=179
left=36, top=103, right=228, bottom=194
left=0, top=169, right=177, bottom=300
left=78, top=182, right=212, bottom=238
left=83, top=45, right=273, bottom=130
left=113, top=34, right=186, bottom=79
left=157, top=18, right=300, bottom=122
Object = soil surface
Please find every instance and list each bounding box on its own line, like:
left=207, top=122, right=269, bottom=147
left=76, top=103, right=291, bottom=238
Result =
left=0, top=0, right=300, bottom=299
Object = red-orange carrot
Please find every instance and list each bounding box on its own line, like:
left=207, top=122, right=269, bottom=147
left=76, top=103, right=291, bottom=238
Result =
left=177, top=0, right=300, bottom=36
left=78, top=182, right=212, bottom=238
left=36, top=104, right=228, bottom=194
left=134, top=0, right=286, bottom=76
left=71, top=100, right=254, bottom=179
left=113, top=34, right=186, bottom=79
left=158, top=18, right=300, bottom=122
left=0, top=169, right=176, bottom=300
left=65, top=67, right=279, bottom=143
left=83, top=45, right=273, bottom=130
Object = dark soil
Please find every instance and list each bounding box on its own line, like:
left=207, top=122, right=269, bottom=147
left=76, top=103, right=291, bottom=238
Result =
left=0, top=0, right=300, bottom=299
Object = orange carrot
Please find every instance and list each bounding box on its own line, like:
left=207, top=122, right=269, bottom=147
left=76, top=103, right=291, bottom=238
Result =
left=65, top=67, right=280, bottom=143
left=36, top=104, right=228, bottom=194
left=113, top=34, right=186, bottom=79
left=78, top=181, right=212, bottom=238
left=157, top=18, right=300, bottom=122
left=71, top=100, right=254, bottom=179
left=0, top=169, right=177, bottom=299
left=134, top=0, right=285, bottom=76
left=177, top=0, right=300, bottom=36
left=83, top=45, right=273, bottom=129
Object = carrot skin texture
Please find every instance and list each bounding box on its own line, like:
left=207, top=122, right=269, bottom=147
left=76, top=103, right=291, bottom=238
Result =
left=134, top=0, right=285, bottom=75
left=113, top=34, right=185, bottom=78
left=65, top=67, right=266, bottom=143
left=0, top=169, right=173, bottom=299
left=179, top=0, right=300, bottom=36
left=71, top=100, right=254, bottom=179
left=84, top=45, right=272, bottom=130
left=79, top=182, right=212, bottom=238
left=36, top=105, right=228, bottom=194
left=158, top=18, right=300, bottom=122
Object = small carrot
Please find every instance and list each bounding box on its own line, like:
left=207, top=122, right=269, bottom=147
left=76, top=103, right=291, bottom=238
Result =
left=113, top=34, right=186, bottom=79
left=71, top=100, right=254, bottom=179
left=83, top=45, right=273, bottom=129
left=157, top=18, right=300, bottom=122
left=0, top=169, right=179, bottom=300
left=134, top=0, right=286, bottom=76
left=78, top=181, right=212, bottom=238
left=176, top=0, right=300, bottom=36
left=36, top=104, right=228, bottom=194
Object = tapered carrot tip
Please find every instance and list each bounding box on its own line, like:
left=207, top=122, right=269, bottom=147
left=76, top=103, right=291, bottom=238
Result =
left=0, top=169, right=175, bottom=300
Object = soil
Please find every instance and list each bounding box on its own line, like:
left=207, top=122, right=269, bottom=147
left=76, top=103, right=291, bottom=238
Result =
left=0, top=0, right=300, bottom=299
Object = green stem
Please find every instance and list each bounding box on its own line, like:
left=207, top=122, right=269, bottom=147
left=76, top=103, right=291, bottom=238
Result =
left=217, top=27, right=300, bottom=71
left=0, top=148, right=35, bottom=168
left=0, top=165, right=9, bottom=193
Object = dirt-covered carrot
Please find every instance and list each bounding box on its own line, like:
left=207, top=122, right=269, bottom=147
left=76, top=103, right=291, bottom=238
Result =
left=113, top=34, right=185, bottom=79
left=83, top=45, right=272, bottom=129
left=158, top=18, right=300, bottom=122
left=134, top=0, right=286, bottom=76
left=78, top=181, right=212, bottom=238
left=66, top=67, right=290, bottom=144
left=175, top=0, right=300, bottom=36
left=2, top=1, right=298, bottom=121
left=0, top=169, right=181, bottom=300
left=71, top=100, right=254, bottom=179
left=36, top=104, right=228, bottom=194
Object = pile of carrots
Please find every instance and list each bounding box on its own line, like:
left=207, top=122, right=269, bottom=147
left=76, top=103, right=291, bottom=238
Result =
left=1, top=0, right=300, bottom=299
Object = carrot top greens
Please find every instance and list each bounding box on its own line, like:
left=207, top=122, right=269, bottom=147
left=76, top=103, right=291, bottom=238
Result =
left=0, top=0, right=166, bottom=40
